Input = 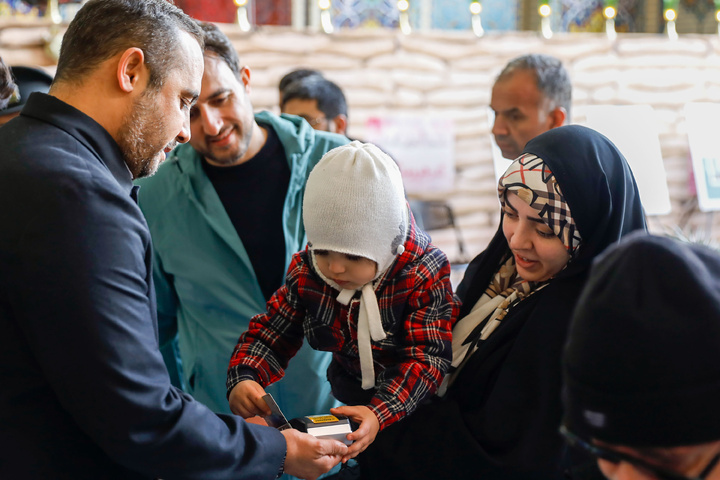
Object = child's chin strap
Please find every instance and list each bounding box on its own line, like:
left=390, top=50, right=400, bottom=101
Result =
left=336, top=284, right=386, bottom=390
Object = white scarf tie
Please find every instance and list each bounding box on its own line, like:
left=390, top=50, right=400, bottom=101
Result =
left=336, top=284, right=386, bottom=389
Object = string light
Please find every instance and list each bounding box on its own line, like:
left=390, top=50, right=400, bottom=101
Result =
left=662, top=0, right=678, bottom=40
left=398, top=0, right=411, bottom=35
left=603, top=4, right=617, bottom=41
left=538, top=1, right=552, bottom=39
left=319, top=0, right=334, bottom=33
left=470, top=1, right=484, bottom=37
left=233, top=0, right=252, bottom=31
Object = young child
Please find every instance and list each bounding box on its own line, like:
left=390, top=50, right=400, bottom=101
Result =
left=226, top=141, right=459, bottom=461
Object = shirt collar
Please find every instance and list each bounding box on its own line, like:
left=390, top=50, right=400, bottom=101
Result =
left=21, top=92, right=134, bottom=196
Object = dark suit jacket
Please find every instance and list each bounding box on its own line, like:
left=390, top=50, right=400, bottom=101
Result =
left=0, top=93, right=285, bottom=479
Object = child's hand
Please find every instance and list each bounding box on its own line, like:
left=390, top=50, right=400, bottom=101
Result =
left=329, top=405, right=380, bottom=463
left=228, top=380, right=271, bottom=418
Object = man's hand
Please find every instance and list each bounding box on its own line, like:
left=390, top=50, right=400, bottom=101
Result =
left=228, top=380, right=271, bottom=418
left=330, top=405, right=380, bottom=463
left=282, top=428, right=347, bottom=480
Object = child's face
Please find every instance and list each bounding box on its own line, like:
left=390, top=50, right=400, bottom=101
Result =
left=313, top=250, right=378, bottom=290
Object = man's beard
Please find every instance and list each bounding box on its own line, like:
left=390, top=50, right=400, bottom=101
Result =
left=116, top=91, right=174, bottom=179
left=196, top=122, right=254, bottom=167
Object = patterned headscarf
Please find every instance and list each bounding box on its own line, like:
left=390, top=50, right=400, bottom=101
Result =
left=439, top=153, right=583, bottom=395
left=498, top=153, right=581, bottom=254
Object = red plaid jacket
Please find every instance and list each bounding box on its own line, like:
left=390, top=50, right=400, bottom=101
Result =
left=227, top=222, right=459, bottom=430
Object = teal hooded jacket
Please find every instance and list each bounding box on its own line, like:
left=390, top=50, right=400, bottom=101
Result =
left=136, top=112, right=349, bottom=419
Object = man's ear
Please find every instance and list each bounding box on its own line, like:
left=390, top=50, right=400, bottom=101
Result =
left=116, top=47, right=146, bottom=93
left=549, top=106, right=567, bottom=128
left=239, top=66, right=252, bottom=94
left=330, top=114, right=348, bottom=136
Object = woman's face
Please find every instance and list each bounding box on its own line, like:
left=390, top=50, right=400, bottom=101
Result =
left=502, top=191, right=571, bottom=282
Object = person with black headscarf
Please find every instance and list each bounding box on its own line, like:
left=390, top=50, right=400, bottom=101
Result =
left=562, top=233, right=720, bottom=480
left=358, top=125, right=647, bottom=479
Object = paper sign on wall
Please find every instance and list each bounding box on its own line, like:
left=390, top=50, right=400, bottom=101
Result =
left=584, top=104, right=672, bottom=216
left=685, top=102, right=720, bottom=212
left=365, top=115, right=455, bottom=195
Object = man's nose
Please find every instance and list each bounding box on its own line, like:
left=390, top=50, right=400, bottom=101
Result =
left=177, top=115, right=191, bottom=144
left=492, top=115, right=508, bottom=136
left=200, top=107, right=223, bottom=136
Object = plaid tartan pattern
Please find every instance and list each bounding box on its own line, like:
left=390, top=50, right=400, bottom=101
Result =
left=227, top=226, right=459, bottom=430
left=498, top=153, right=582, bottom=254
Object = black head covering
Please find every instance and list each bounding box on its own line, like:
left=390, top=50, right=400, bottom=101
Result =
left=1, top=66, right=53, bottom=116
left=457, top=124, right=647, bottom=314
left=563, top=233, right=720, bottom=447
left=522, top=124, right=647, bottom=275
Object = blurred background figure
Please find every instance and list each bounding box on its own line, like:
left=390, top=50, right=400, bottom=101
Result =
left=490, top=53, right=571, bottom=160
left=278, top=67, right=322, bottom=104
left=0, top=64, right=53, bottom=126
left=281, top=74, right=349, bottom=136
left=0, top=58, right=19, bottom=111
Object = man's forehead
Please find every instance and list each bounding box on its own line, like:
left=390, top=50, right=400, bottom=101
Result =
left=164, top=31, right=203, bottom=95
left=198, top=55, right=239, bottom=98
left=491, top=79, right=544, bottom=111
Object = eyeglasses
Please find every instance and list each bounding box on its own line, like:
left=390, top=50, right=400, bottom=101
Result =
left=298, top=114, right=326, bottom=127
left=560, top=425, right=720, bottom=480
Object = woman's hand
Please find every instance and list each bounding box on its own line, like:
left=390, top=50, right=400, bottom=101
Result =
left=228, top=380, right=271, bottom=418
left=330, top=405, right=380, bottom=463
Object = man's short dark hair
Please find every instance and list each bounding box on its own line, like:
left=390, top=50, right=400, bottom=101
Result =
left=281, top=76, right=347, bottom=119
left=197, top=21, right=242, bottom=79
left=496, top=53, right=572, bottom=121
left=54, top=0, right=203, bottom=90
left=278, top=68, right=322, bottom=95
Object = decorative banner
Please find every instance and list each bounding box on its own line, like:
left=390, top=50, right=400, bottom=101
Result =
left=685, top=103, right=720, bottom=212
left=583, top=105, right=672, bottom=216
left=365, top=115, right=455, bottom=195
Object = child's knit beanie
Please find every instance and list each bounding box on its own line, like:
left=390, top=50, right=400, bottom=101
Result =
left=303, top=140, right=408, bottom=280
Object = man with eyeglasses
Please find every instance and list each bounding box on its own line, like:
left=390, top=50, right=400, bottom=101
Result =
left=562, top=232, right=720, bottom=480
left=281, top=74, right=349, bottom=136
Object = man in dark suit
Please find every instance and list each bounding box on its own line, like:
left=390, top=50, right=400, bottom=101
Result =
left=0, top=1, right=346, bottom=478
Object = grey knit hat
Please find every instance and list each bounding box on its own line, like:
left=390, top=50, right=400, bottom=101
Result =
left=563, top=232, right=720, bottom=447
left=303, top=141, right=408, bottom=280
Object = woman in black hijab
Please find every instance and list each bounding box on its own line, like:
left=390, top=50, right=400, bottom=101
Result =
left=359, top=125, right=647, bottom=479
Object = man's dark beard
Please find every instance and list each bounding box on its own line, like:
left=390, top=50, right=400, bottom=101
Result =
left=116, top=90, right=168, bottom=179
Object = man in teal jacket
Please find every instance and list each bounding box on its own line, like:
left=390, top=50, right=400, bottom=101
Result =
left=136, top=22, right=348, bottom=422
